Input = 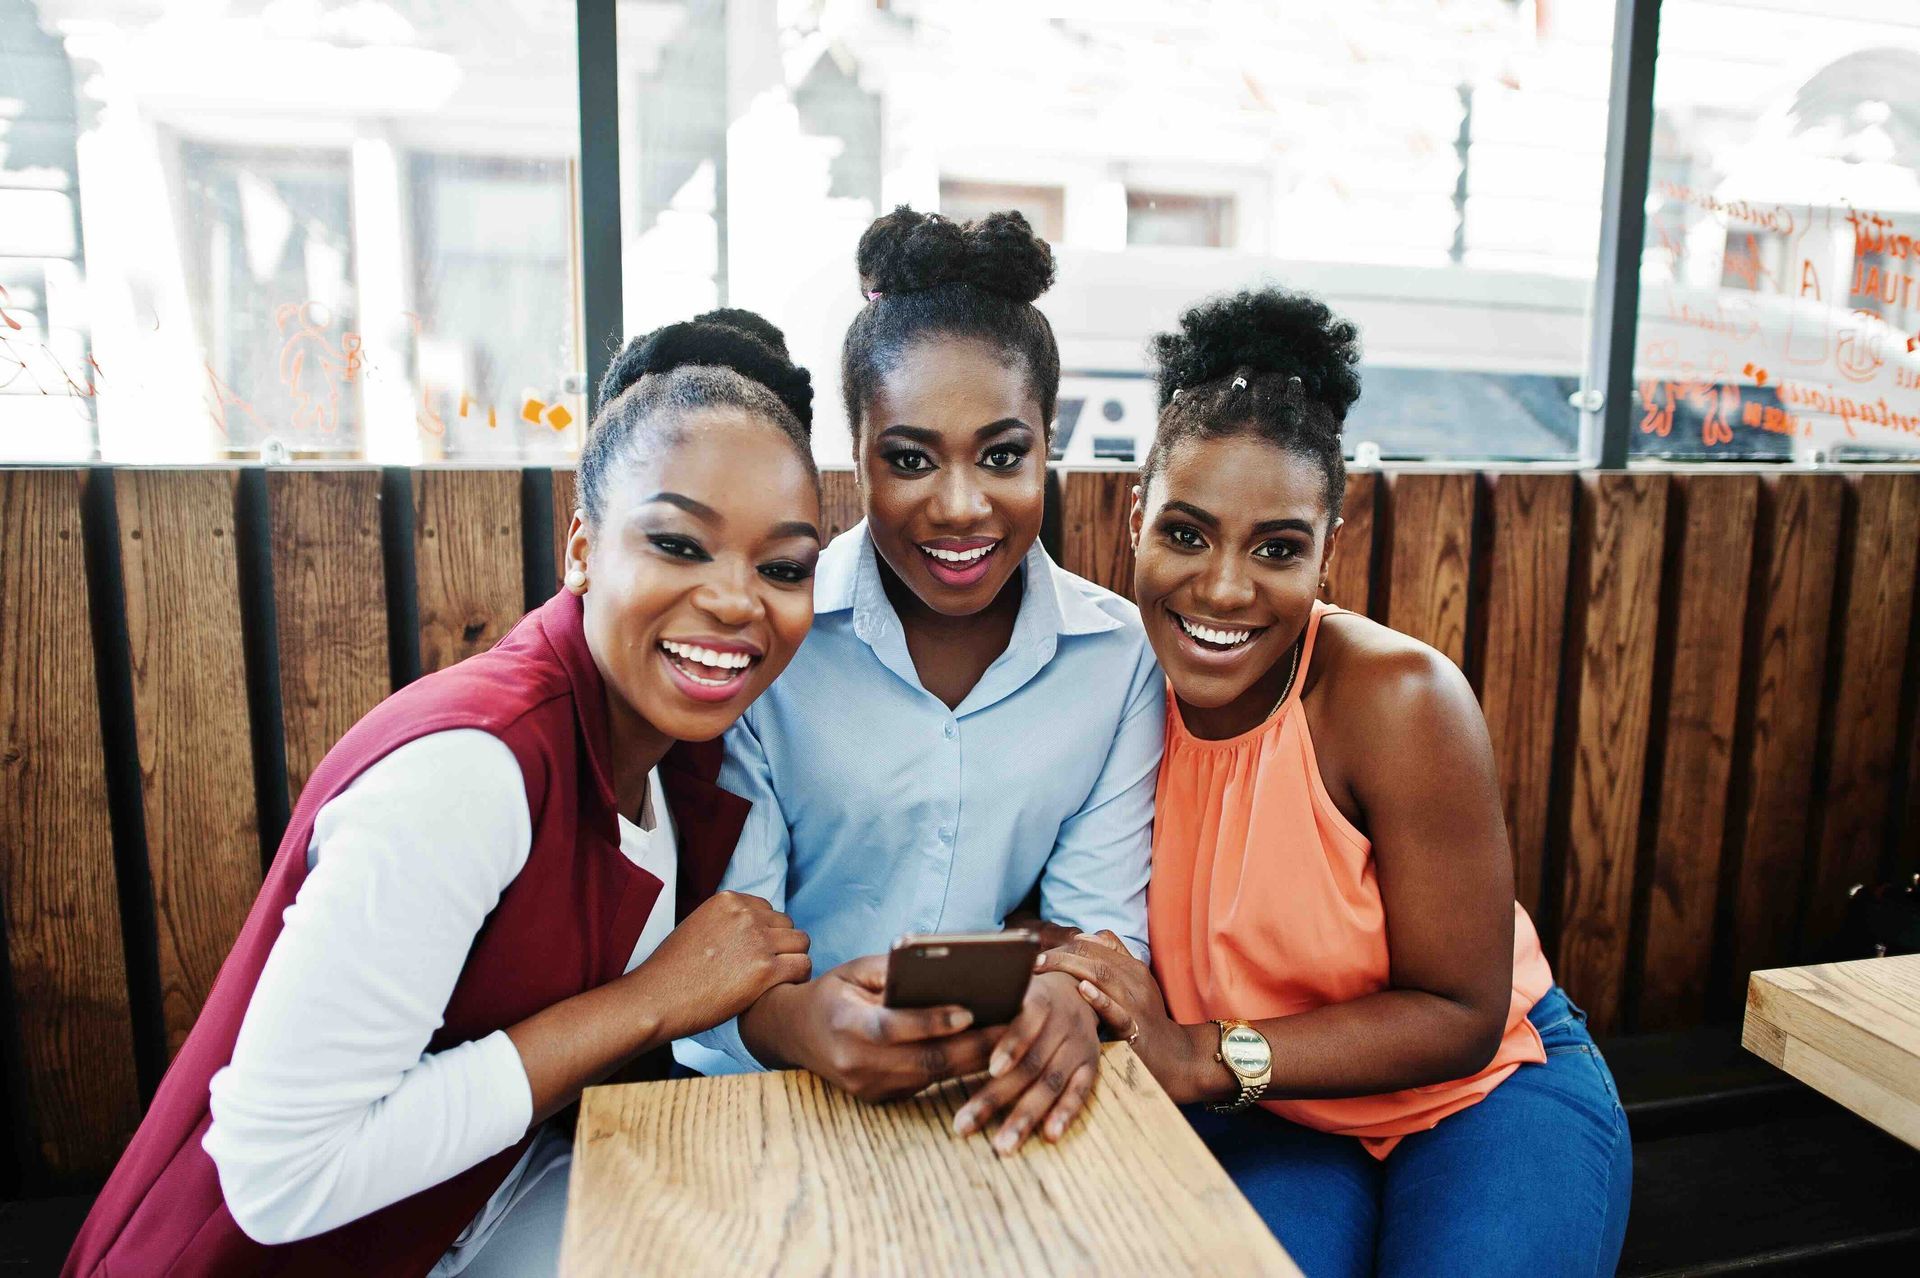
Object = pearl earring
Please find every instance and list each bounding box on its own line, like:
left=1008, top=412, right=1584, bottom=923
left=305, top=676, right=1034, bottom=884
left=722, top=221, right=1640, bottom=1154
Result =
left=565, top=567, right=587, bottom=593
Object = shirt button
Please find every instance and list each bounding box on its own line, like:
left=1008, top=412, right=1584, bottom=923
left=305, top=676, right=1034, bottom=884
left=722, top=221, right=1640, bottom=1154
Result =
left=943, top=722, right=956, bottom=739
left=938, top=827, right=953, bottom=843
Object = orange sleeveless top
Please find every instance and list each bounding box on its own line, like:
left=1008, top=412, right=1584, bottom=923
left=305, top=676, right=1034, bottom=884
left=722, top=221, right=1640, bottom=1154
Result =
left=1148, top=602, right=1555, bottom=1159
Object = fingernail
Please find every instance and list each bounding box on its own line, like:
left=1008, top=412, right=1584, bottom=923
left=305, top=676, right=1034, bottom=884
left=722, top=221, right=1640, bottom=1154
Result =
left=950, top=1009, right=973, bottom=1031
left=953, top=1106, right=976, bottom=1135
left=995, top=1124, right=1022, bottom=1154
left=1033, top=953, right=1047, bottom=970
left=1046, top=1117, right=1065, bottom=1140
left=988, top=1053, right=1009, bottom=1078
left=1079, top=980, right=1098, bottom=998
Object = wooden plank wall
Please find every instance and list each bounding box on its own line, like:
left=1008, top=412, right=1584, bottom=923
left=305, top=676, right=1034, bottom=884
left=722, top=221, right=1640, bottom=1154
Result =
left=0, top=463, right=1916, bottom=1190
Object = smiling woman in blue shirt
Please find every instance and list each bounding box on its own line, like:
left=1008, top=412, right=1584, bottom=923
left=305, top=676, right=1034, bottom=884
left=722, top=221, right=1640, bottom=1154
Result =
left=677, top=207, right=1163, bottom=1154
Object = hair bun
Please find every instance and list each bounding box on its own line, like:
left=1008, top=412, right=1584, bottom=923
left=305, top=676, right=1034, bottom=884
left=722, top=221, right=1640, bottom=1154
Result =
left=1152, top=289, right=1362, bottom=418
left=857, top=205, right=1055, bottom=304
left=599, top=308, right=813, bottom=428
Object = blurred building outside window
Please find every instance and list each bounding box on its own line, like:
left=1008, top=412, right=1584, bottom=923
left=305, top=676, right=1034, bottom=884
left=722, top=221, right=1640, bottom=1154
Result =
left=620, top=0, right=1614, bottom=466
left=7, top=1, right=1916, bottom=467
left=1632, top=0, right=1920, bottom=462
left=1, top=0, right=584, bottom=464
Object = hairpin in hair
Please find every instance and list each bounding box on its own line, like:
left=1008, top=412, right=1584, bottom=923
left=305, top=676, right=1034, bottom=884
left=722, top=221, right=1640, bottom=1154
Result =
left=1287, top=375, right=1304, bottom=393
left=1171, top=387, right=1184, bottom=401
left=1232, top=375, right=1248, bottom=391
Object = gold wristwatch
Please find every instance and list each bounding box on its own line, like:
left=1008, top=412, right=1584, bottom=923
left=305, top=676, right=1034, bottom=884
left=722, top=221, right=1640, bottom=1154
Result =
left=1207, top=1019, right=1273, bottom=1114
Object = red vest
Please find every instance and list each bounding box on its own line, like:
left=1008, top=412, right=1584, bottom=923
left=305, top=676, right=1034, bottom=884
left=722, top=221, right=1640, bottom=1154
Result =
left=65, top=590, right=748, bottom=1277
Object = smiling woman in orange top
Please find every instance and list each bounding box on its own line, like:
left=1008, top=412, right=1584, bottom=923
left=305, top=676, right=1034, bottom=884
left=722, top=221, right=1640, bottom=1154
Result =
left=1037, top=289, right=1631, bottom=1277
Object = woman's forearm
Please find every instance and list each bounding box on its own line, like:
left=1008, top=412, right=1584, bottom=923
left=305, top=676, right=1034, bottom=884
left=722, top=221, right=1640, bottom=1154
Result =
left=1165, top=989, right=1505, bottom=1105
left=504, top=967, right=689, bottom=1124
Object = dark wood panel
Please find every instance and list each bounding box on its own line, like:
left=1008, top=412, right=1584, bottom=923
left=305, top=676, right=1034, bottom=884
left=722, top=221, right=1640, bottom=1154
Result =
left=0, top=470, right=142, bottom=1179
left=1323, top=471, right=1376, bottom=613
left=114, top=471, right=263, bottom=1058
left=1059, top=470, right=1138, bottom=600
left=551, top=467, right=576, bottom=591
left=1384, top=472, right=1477, bottom=667
left=269, top=470, right=389, bottom=805
left=1478, top=472, right=1575, bottom=920
left=1727, top=474, right=1845, bottom=999
left=819, top=469, right=863, bottom=545
left=1558, top=473, right=1668, bottom=1034
left=1802, top=473, right=1920, bottom=947
left=413, top=470, right=525, bottom=675
left=1638, top=474, right=1759, bottom=1030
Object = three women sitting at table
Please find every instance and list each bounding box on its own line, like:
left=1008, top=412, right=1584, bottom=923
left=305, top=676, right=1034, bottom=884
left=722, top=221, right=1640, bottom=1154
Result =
left=69, top=202, right=1628, bottom=1278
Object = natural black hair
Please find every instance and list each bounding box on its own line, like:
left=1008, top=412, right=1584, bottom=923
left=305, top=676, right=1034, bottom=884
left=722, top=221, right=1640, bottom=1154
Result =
left=840, top=206, right=1060, bottom=439
left=1143, top=287, right=1361, bottom=524
left=576, top=308, right=817, bottom=523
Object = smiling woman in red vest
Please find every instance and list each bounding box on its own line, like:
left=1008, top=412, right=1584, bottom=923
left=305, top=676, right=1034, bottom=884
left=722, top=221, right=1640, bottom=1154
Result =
left=65, top=310, right=825, bottom=1278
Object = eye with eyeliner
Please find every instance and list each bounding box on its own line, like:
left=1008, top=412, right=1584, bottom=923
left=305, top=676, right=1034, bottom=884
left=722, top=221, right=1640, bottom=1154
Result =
left=880, top=446, right=935, bottom=475
left=981, top=443, right=1029, bottom=471
left=758, top=559, right=815, bottom=585
left=1161, top=522, right=1207, bottom=550
left=1254, top=538, right=1306, bottom=562
left=647, top=532, right=710, bottom=562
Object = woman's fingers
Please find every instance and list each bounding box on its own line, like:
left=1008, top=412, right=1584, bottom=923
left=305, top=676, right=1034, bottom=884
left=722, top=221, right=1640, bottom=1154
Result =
left=990, top=1039, right=1078, bottom=1154
left=1073, top=979, right=1139, bottom=1042
left=1033, top=946, right=1108, bottom=989
left=1090, top=930, right=1128, bottom=953
left=868, top=1002, right=975, bottom=1045
left=1041, top=1061, right=1099, bottom=1142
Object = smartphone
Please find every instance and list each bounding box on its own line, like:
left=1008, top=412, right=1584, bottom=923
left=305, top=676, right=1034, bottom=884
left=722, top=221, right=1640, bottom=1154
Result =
left=883, top=929, right=1041, bottom=1027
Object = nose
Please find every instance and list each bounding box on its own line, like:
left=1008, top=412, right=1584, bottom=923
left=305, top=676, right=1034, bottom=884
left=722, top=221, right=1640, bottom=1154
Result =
left=691, top=557, right=766, bottom=628
left=1190, top=551, right=1255, bottom=616
left=926, top=467, right=991, bottom=528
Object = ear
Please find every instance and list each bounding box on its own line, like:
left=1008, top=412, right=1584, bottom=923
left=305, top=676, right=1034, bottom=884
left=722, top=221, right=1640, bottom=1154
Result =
left=563, top=509, right=591, bottom=590
left=1128, top=484, right=1145, bottom=552
left=1318, top=516, right=1345, bottom=600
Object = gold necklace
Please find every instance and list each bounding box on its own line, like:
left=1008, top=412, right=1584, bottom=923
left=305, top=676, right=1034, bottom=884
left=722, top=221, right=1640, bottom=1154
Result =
left=1263, top=632, right=1305, bottom=723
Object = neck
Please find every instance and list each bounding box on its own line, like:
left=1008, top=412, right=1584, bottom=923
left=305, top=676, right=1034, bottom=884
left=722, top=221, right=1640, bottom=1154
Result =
left=605, top=694, right=675, bottom=822
left=1178, top=629, right=1305, bottom=741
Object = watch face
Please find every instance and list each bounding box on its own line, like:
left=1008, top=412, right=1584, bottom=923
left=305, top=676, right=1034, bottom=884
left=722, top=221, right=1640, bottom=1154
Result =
left=1222, top=1025, right=1271, bottom=1075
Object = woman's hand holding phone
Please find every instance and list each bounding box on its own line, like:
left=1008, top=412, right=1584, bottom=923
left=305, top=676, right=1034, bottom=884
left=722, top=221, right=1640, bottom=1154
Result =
left=740, top=955, right=1006, bottom=1100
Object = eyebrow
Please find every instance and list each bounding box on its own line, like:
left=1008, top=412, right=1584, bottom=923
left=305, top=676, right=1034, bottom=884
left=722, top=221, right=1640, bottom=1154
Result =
left=644, top=492, right=719, bottom=522
left=646, top=495, right=820, bottom=544
left=876, top=418, right=1034, bottom=445
left=1160, top=501, right=1315, bottom=538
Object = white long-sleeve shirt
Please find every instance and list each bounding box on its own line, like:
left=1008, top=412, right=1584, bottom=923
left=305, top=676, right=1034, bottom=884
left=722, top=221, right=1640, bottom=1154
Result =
left=203, top=728, right=678, bottom=1268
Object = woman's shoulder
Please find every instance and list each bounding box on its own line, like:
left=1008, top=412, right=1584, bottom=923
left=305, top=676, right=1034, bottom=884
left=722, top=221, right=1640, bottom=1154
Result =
left=1311, top=609, right=1477, bottom=725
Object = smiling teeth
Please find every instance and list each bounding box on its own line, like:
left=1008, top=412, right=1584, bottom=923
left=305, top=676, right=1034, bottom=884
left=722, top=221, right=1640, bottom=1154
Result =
left=1177, top=615, right=1256, bottom=647
left=923, top=544, right=994, bottom=564
left=660, top=639, right=753, bottom=671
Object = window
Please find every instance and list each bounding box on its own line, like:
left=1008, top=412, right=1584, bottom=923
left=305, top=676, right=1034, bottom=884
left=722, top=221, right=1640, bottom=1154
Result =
left=1632, top=0, right=1920, bottom=461
left=1126, top=192, right=1234, bottom=249
left=940, top=182, right=1067, bottom=244
left=620, top=0, right=1614, bottom=464
left=4, top=0, right=584, bottom=464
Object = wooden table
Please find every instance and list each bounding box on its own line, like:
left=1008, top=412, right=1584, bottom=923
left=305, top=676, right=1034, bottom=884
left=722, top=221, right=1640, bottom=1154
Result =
left=560, top=1043, right=1300, bottom=1277
left=1743, top=953, right=1920, bottom=1149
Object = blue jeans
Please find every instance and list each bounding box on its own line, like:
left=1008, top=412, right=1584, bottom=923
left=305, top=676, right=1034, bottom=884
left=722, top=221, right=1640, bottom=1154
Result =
left=1186, top=987, right=1631, bottom=1278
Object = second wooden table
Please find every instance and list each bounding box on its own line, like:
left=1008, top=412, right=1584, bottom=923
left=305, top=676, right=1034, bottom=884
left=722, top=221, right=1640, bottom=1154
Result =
left=561, top=1042, right=1299, bottom=1276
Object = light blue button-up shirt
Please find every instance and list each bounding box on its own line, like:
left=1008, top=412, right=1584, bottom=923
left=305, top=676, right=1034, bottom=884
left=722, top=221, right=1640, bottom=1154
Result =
left=677, top=523, right=1164, bottom=1074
